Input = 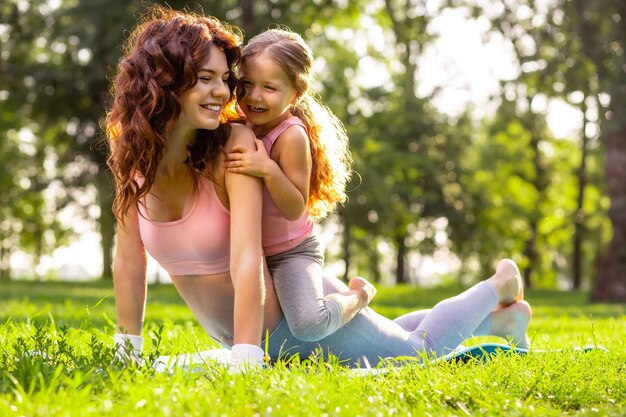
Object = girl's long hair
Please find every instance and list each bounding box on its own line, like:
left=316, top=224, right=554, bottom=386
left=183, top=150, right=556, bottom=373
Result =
left=105, top=5, right=242, bottom=223
left=239, top=29, right=352, bottom=220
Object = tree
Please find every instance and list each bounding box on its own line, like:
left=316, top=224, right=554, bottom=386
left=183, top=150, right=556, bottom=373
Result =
left=466, top=0, right=609, bottom=288
left=568, top=0, right=626, bottom=301
left=0, top=1, right=71, bottom=279
left=337, top=0, right=475, bottom=284
left=2, top=0, right=245, bottom=279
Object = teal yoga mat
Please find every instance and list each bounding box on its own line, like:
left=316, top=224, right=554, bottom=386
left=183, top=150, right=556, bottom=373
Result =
left=439, top=343, right=608, bottom=364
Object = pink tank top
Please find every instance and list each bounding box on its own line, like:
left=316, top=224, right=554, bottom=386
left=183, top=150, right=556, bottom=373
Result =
left=258, top=116, right=314, bottom=256
left=137, top=176, right=231, bottom=276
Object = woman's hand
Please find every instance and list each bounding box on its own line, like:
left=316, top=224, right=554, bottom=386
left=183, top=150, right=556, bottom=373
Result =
left=230, top=343, right=265, bottom=372
left=113, top=333, right=144, bottom=365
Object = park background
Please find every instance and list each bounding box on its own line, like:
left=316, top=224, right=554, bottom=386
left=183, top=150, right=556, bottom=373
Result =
left=1, top=0, right=625, bottom=301
left=2, top=1, right=626, bottom=416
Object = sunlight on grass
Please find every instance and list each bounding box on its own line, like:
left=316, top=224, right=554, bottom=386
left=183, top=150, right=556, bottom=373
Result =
left=1, top=281, right=624, bottom=416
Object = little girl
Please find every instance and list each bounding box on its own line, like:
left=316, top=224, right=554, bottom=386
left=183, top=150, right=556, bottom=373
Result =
left=226, top=29, right=374, bottom=342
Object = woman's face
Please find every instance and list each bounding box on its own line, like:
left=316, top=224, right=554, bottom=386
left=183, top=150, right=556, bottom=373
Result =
left=176, top=45, right=231, bottom=133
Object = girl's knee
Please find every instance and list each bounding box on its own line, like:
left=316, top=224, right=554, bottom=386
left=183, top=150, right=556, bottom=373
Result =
left=288, top=311, right=336, bottom=342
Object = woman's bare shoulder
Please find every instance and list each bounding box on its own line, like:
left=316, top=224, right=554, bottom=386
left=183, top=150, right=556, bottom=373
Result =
left=227, top=123, right=255, bottom=148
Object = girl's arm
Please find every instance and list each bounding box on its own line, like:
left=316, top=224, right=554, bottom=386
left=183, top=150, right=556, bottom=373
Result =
left=226, top=125, right=266, bottom=349
left=113, top=205, right=148, bottom=358
left=226, top=125, right=311, bottom=220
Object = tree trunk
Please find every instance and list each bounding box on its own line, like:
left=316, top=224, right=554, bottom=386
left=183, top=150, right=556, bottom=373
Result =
left=0, top=244, right=10, bottom=281
left=522, top=126, right=547, bottom=289
left=522, top=218, right=537, bottom=290
left=367, top=239, right=381, bottom=283
left=240, top=0, right=257, bottom=36
left=395, top=233, right=406, bottom=284
left=572, top=100, right=589, bottom=290
left=96, top=169, right=115, bottom=280
left=592, top=125, right=626, bottom=301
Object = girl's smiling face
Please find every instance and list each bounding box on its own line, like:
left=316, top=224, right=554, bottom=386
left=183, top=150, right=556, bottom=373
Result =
left=238, top=52, right=298, bottom=134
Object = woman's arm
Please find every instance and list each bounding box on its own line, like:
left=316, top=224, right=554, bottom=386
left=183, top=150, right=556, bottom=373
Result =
left=226, top=125, right=266, bottom=348
left=226, top=125, right=311, bottom=220
left=113, top=205, right=148, bottom=352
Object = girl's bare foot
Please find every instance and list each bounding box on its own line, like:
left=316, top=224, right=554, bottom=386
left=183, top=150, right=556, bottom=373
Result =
left=348, top=276, right=377, bottom=305
left=490, top=300, right=531, bottom=349
left=505, top=259, right=524, bottom=303
left=487, top=259, right=524, bottom=306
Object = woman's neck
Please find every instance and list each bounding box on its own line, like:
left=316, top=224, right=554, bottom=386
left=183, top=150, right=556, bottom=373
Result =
left=160, top=124, right=195, bottom=178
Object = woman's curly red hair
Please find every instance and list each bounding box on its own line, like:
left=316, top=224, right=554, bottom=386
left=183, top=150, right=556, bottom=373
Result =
left=105, top=5, right=242, bottom=223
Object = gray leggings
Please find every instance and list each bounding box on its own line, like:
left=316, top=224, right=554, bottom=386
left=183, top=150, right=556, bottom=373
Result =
left=266, top=235, right=343, bottom=341
left=265, top=237, right=497, bottom=367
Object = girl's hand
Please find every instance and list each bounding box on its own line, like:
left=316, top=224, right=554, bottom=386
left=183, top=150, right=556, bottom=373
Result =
left=226, top=139, right=273, bottom=178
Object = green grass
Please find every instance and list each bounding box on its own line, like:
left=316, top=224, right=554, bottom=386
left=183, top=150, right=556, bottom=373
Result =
left=1, top=280, right=625, bottom=416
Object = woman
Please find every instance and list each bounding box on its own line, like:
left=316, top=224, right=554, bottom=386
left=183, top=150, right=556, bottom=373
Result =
left=108, top=6, right=531, bottom=370
left=107, top=6, right=281, bottom=368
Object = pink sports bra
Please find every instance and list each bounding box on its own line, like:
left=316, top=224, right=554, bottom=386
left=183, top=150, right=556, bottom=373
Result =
left=137, top=176, right=231, bottom=276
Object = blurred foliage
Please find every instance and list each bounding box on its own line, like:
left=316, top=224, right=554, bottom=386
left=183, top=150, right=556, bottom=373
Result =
left=481, top=0, right=624, bottom=297
left=0, top=0, right=622, bottom=294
